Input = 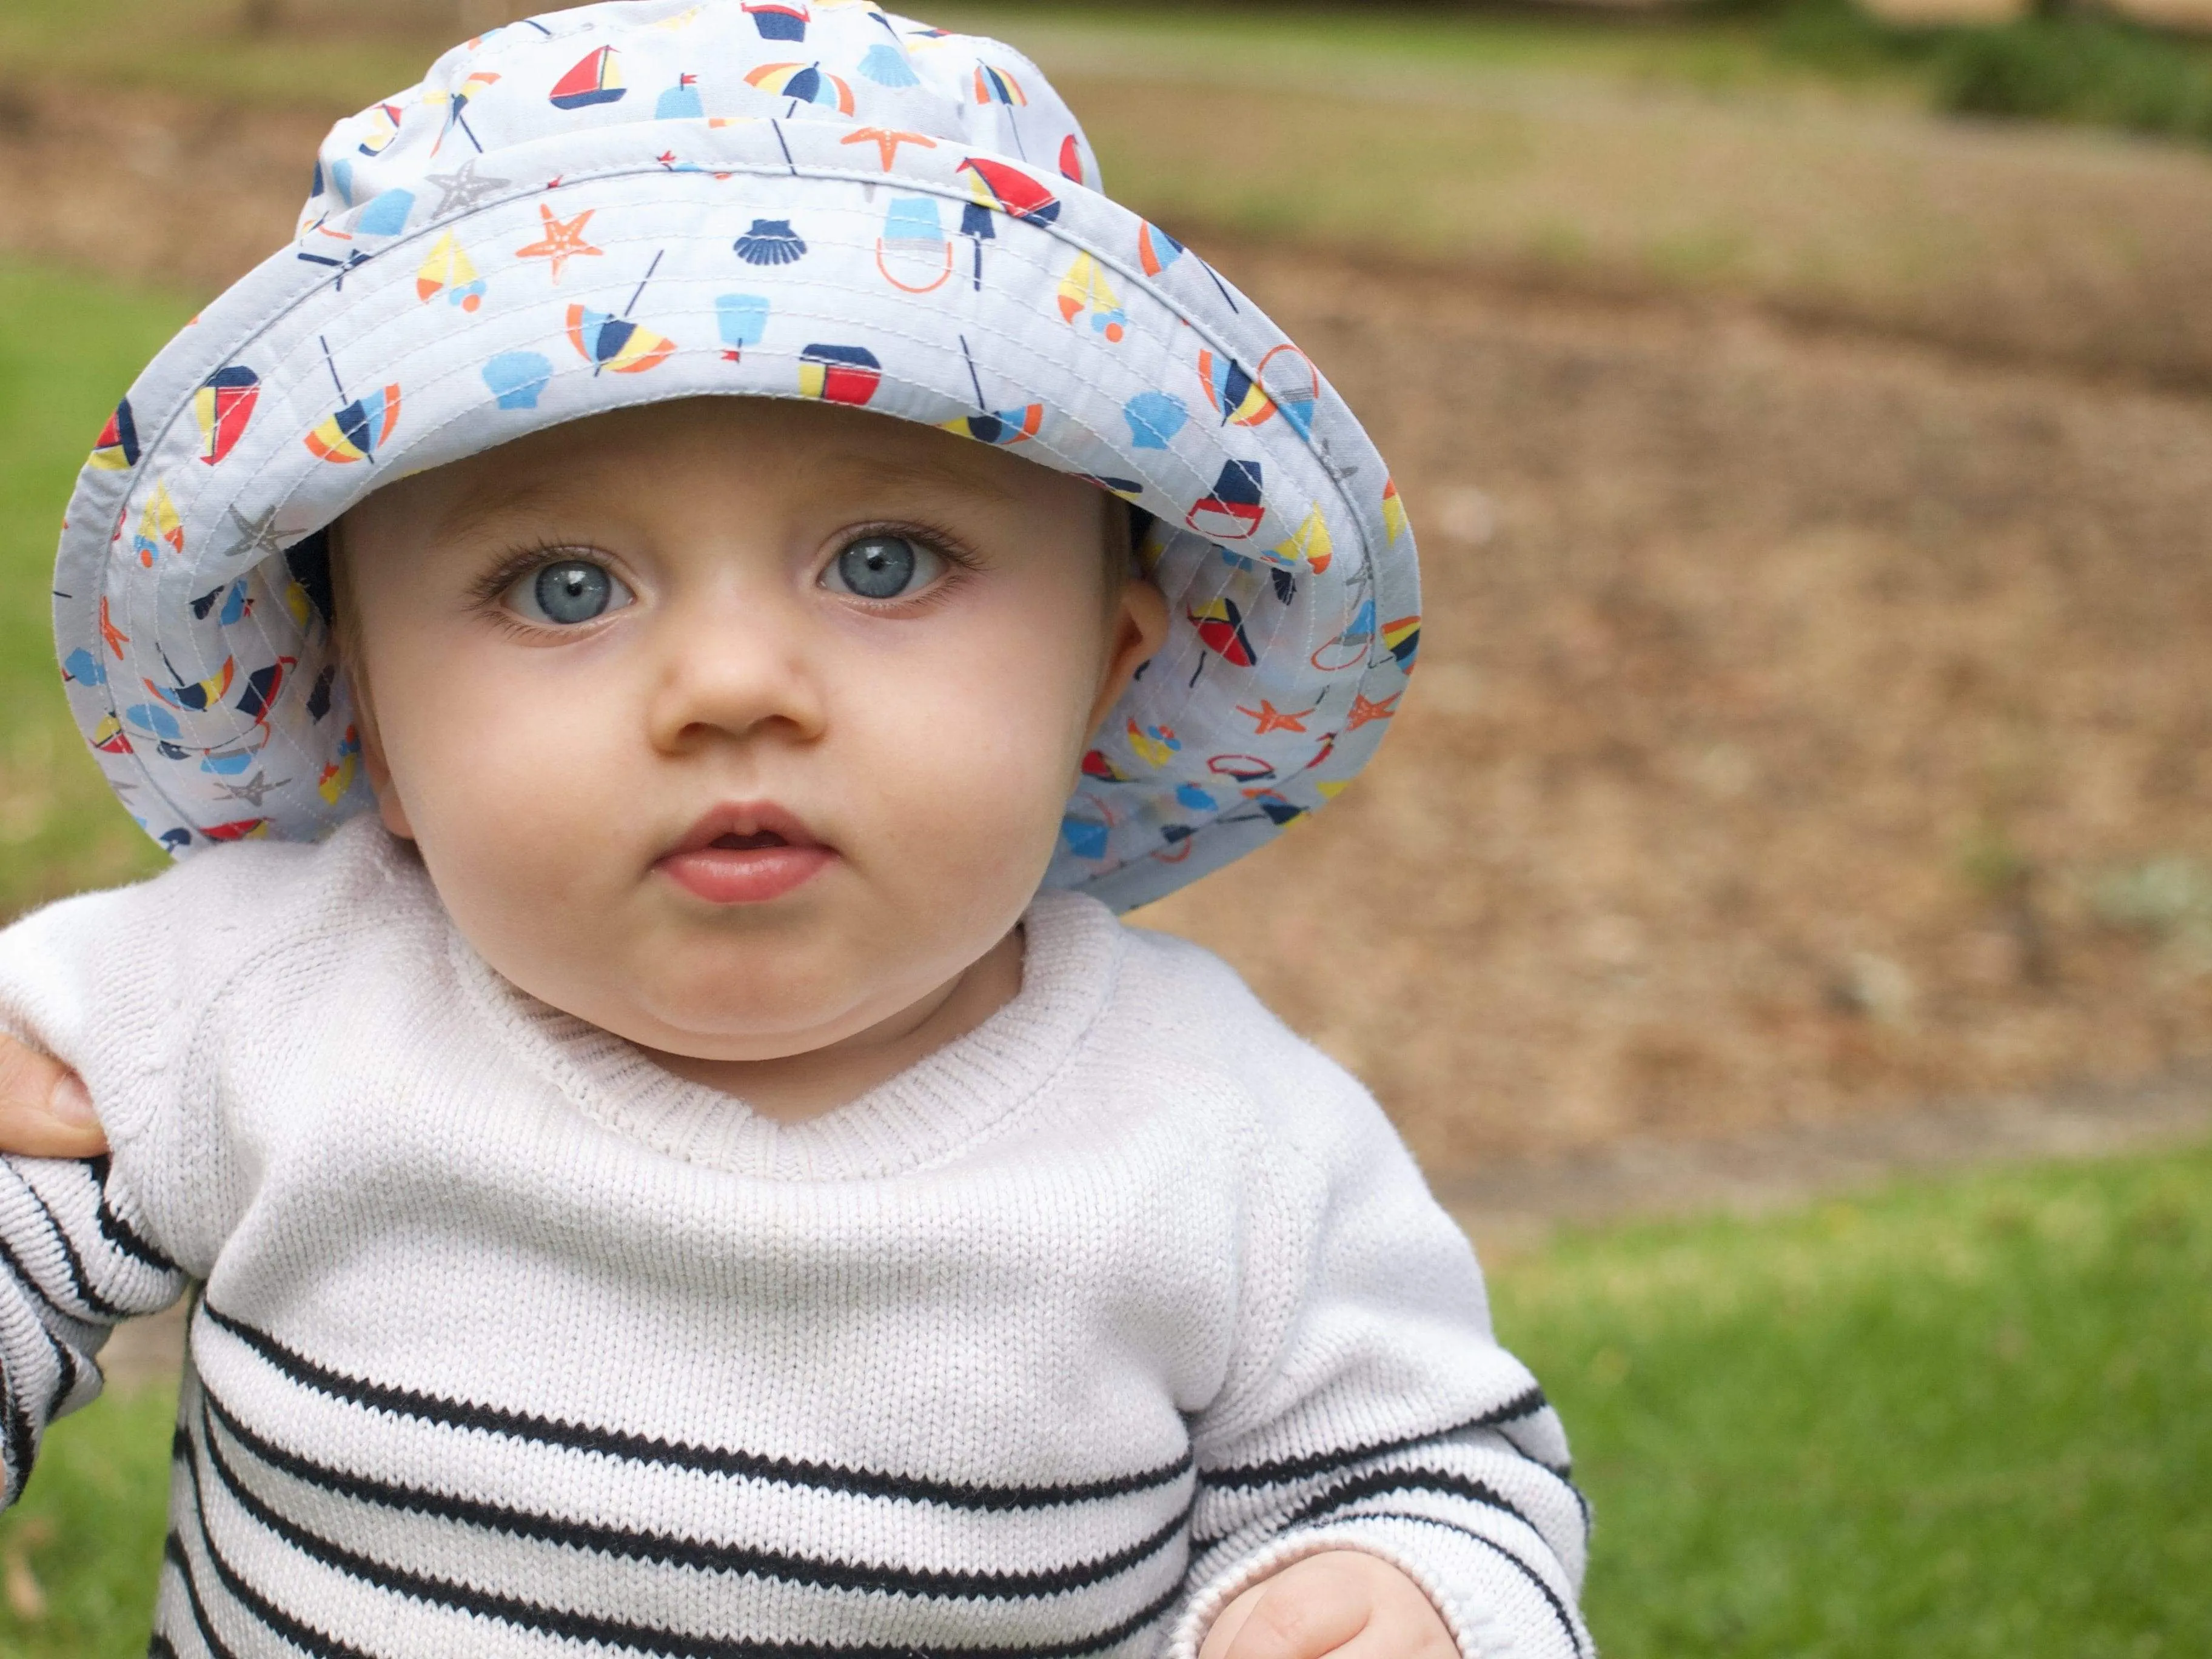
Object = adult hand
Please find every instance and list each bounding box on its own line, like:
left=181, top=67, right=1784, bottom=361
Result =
left=1198, top=1550, right=1458, bottom=1659
left=0, top=1032, right=107, bottom=1158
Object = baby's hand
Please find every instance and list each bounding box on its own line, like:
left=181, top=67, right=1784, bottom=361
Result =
left=1198, top=1550, right=1456, bottom=1659
left=0, top=1033, right=106, bottom=1158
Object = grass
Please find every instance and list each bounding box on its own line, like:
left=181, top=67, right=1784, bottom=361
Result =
left=0, top=1383, right=176, bottom=1657
left=1493, top=1144, right=2212, bottom=1657
left=0, top=266, right=182, bottom=919
left=1, top=1145, right=2202, bottom=1654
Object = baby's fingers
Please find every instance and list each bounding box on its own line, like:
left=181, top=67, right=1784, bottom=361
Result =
left=1198, top=1556, right=1377, bottom=1659
left=0, top=1034, right=107, bottom=1158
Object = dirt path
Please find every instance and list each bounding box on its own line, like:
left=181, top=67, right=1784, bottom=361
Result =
left=5, top=78, right=2209, bottom=1185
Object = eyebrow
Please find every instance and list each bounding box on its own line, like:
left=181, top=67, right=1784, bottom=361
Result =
left=804, top=449, right=1024, bottom=512
left=432, top=477, right=587, bottom=545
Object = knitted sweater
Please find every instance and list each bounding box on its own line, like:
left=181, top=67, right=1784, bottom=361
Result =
left=0, top=819, right=1591, bottom=1659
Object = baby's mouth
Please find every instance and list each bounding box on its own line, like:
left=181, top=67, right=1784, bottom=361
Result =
left=709, top=831, right=789, bottom=851
left=657, top=803, right=835, bottom=905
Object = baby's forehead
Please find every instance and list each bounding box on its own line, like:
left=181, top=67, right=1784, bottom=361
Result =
left=409, top=396, right=1057, bottom=533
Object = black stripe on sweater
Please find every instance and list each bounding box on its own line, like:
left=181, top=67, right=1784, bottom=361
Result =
left=1199, top=1388, right=1550, bottom=1492
left=146, top=1635, right=180, bottom=1659
left=87, top=1156, right=178, bottom=1274
left=171, top=1476, right=379, bottom=1659
left=162, top=1533, right=247, bottom=1659
left=201, top=1381, right=1191, bottom=1602
left=0, top=1230, right=87, bottom=1432
left=1302, top=1509, right=1589, bottom=1659
left=187, top=1412, right=1181, bottom=1659
left=16, top=1173, right=129, bottom=1320
left=1281, top=1465, right=1544, bottom=1540
left=200, top=1301, right=1190, bottom=1513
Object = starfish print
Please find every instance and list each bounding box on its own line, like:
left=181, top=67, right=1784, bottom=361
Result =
left=842, top=127, right=936, bottom=170
left=423, top=160, right=513, bottom=219
left=516, top=205, right=603, bottom=283
left=224, top=505, right=287, bottom=563
left=216, top=770, right=293, bottom=809
left=1237, top=699, right=1313, bottom=736
left=99, top=596, right=129, bottom=657
left=1344, top=692, right=1400, bottom=730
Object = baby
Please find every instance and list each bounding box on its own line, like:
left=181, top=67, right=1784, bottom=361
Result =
left=0, top=5, right=1589, bottom=1658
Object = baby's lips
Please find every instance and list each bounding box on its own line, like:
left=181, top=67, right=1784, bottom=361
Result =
left=661, top=799, right=828, bottom=860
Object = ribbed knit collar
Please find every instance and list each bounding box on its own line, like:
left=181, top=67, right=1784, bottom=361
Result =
left=445, top=888, right=1125, bottom=1182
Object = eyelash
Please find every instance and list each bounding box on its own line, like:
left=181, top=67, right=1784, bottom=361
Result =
left=825, top=518, right=982, bottom=611
left=467, top=523, right=985, bottom=632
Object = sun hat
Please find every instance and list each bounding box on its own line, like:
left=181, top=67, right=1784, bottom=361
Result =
left=55, top=0, right=1419, bottom=913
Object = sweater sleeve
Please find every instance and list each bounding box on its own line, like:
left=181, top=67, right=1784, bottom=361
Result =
left=1168, top=1039, right=1593, bottom=1659
left=0, top=858, right=261, bottom=1506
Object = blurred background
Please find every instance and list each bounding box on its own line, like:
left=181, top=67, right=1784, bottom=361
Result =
left=0, top=0, right=2207, bottom=1654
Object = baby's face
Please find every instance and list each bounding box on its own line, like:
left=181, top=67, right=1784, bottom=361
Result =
left=341, top=397, right=1162, bottom=1068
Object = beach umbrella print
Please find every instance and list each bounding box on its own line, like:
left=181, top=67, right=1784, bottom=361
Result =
left=940, top=335, right=1042, bottom=446
left=91, top=398, right=140, bottom=471
left=1198, top=348, right=1275, bottom=430
left=743, top=2, right=809, bottom=41
left=549, top=47, right=626, bottom=111
left=956, top=158, right=1060, bottom=288
left=195, top=367, right=261, bottom=466
left=734, top=218, right=807, bottom=266
left=567, top=251, right=678, bottom=376
left=440, top=72, right=501, bottom=153
left=304, top=337, right=401, bottom=465
left=1188, top=597, right=1258, bottom=668
left=1138, top=221, right=1185, bottom=279
left=973, top=61, right=1029, bottom=156
left=745, top=62, right=856, bottom=116
left=1382, top=475, right=1409, bottom=543
left=799, top=344, right=882, bottom=406
left=716, top=294, right=770, bottom=362
left=415, top=230, right=487, bottom=311
left=958, top=158, right=1061, bottom=227
left=357, top=102, right=404, bottom=157
left=1185, top=460, right=1266, bottom=542
left=190, top=579, right=251, bottom=626
left=146, top=650, right=236, bottom=714
left=1058, top=134, right=1085, bottom=185
left=235, top=657, right=298, bottom=729
left=876, top=196, right=953, bottom=293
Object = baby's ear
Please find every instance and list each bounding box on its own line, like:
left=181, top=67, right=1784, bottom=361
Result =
left=360, top=714, right=415, bottom=842
left=1090, top=572, right=1169, bottom=740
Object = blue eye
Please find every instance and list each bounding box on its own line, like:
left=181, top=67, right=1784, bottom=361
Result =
left=823, top=534, right=946, bottom=602
left=508, top=558, right=633, bottom=627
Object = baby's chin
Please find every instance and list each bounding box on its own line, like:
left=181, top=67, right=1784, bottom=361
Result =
left=495, top=932, right=954, bottom=1063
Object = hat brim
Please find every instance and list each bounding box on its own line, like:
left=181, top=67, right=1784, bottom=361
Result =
left=56, top=116, right=1418, bottom=911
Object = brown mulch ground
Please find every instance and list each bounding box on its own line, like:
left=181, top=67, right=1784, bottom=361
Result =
left=5, top=78, right=2210, bottom=1178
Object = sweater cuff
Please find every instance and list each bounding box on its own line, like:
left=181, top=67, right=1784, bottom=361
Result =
left=1166, top=1516, right=1590, bottom=1659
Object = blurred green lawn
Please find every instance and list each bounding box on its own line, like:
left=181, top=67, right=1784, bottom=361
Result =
left=2, top=1145, right=2202, bottom=1655
left=0, top=0, right=1922, bottom=114
left=0, top=267, right=177, bottom=919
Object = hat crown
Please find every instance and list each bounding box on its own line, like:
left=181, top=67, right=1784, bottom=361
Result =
left=309, top=0, right=1094, bottom=226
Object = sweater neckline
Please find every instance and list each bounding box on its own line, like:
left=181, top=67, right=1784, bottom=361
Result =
left=445, top=889, right=1124, bottom=1182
